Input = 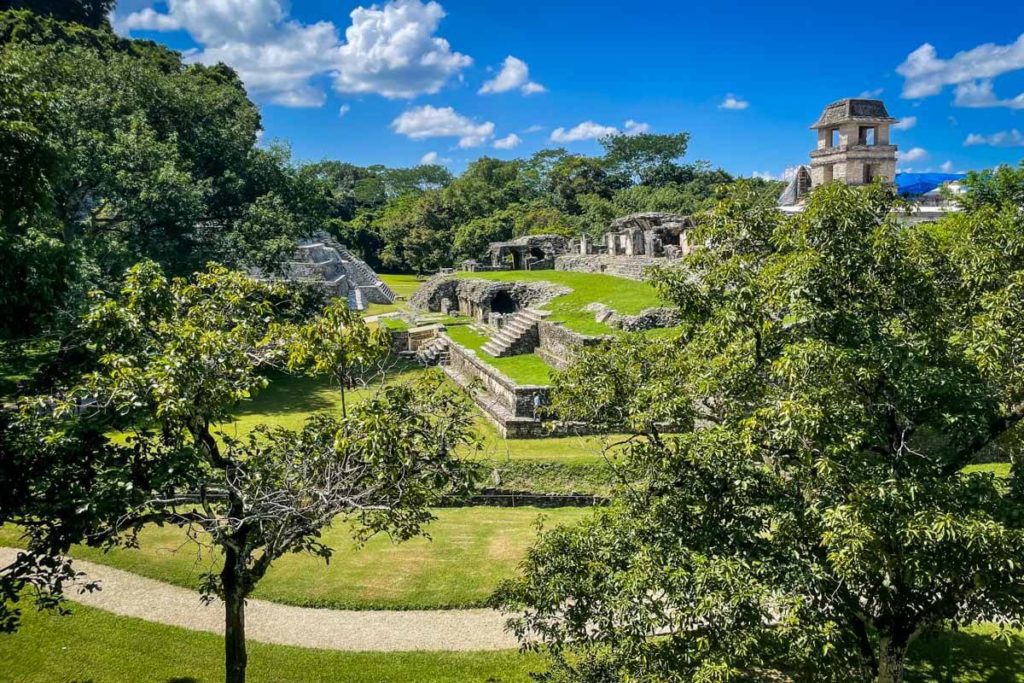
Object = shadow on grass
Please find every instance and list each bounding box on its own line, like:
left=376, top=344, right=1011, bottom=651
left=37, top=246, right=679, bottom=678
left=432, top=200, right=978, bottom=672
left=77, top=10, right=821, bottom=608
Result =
left=907, top=630, right=1024, bottom=682
left=232, top=372, right=336, bottom=417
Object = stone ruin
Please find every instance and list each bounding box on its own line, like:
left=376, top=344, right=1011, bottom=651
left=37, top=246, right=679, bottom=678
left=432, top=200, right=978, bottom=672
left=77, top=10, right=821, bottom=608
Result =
left=410, top=276, right=569, bottom=327
left=476, top=213, right=695, bottom=282
left=273, top=233, right=395, bottom=311
left=480, top=234, right=570, bottom=271
left=779, top=97, right=898, bottom=207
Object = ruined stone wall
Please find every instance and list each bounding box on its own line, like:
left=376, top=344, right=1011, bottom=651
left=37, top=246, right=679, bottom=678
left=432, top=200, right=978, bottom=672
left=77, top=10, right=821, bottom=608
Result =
left=536, top=321, right=607, bottom=369
left=554, top=254, right=668, bottom=281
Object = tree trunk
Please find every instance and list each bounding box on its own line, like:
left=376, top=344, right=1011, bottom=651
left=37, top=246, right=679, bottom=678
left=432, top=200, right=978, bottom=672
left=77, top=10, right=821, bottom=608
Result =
left=876, top=634, right=909, bottom=683
left=222, top=550, right=247, bottom=683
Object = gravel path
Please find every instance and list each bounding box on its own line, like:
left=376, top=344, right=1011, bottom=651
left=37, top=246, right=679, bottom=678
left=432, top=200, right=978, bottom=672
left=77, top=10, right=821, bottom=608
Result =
left=0, top=548, right=516, bottom=651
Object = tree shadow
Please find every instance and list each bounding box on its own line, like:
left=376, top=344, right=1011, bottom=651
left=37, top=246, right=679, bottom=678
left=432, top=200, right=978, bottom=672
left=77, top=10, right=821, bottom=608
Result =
left=907, top=630, right=1024, bottom=683
left=231, top=371, right=336, bottom=417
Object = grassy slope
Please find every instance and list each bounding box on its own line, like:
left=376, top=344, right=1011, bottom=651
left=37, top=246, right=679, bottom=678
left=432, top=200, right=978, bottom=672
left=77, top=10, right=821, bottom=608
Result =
left=226, top=370, right=612, bottom=464
left=1, top=601, right=1021, bottom=683
left=362, top=273, right=425, bottom=317
left=0, top=507, right=588, bottom=610
left=453, top=270, right=664, bottom=335
left=444, top=325, right=552, bottom=386
left=0, top=602, right=542, bottom=683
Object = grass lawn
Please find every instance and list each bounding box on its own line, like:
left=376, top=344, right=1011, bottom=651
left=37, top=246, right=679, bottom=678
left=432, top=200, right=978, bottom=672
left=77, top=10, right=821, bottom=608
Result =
left=224, top=371, right=619, bottom=466
left=0, top=507, right=588, bottom=610
left=444, top=325, right=552, bottom=386
left=0, top=601, right=542, bottom=682
left=453, top=270, right=666, bottom=335
left=361, top=273, right=427, bottom=317
left=2, top=602, right=1022, bottom=683
left=964, top=462, right=1012, bottom=477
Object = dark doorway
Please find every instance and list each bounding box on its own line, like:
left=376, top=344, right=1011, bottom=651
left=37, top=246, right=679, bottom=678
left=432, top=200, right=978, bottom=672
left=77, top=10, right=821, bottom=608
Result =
left=529, top=247, right=546, bottom=261
left=490, top=291, right=518, bottom=314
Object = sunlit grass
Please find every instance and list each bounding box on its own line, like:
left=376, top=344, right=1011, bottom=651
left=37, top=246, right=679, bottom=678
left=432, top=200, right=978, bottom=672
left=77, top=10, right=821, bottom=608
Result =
left=0, top=507, right=588, bottom=610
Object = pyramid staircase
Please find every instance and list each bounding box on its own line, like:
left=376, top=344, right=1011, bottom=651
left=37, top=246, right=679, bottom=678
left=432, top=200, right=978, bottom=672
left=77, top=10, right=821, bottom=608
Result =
left=481, top=308, right=547, bottom=358
left=414, top=336, right=450, bottom=367
left=288, top=238, right=395, bottom=310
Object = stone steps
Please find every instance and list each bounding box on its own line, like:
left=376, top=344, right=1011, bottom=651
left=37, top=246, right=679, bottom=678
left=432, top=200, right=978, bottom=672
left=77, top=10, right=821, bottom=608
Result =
left=415, top=337, right=450, bottom=367
left=481, top=309, right=545, bottom=357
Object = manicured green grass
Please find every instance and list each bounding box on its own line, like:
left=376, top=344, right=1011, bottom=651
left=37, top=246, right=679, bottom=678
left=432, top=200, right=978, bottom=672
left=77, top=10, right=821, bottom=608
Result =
left=361, top=273, right=428, bottom=317
left=228, top=371, right=617, bottom=465
left=454, top=270, right=665, bottom=335
left=0, top=507, right=588, bottom=610
left=0, top=601, right=542, bottom=682
left=964, top=462, right=1012, bottom=477
left=444, top=325, right=552, bottom=386
left=219, top=366, right=427, bottom=436
left=2, top=601, right=1021, bottom=683
left=380, top=273, right=425, bottom=299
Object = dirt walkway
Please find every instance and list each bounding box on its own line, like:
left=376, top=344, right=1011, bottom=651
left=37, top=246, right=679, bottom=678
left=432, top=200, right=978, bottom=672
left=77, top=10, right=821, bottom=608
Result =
left=0, top=547, right=516, bottom=651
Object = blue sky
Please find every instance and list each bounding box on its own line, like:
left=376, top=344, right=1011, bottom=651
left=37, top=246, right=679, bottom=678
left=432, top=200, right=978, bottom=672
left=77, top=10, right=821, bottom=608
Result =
left=113, top=0, right=1024, bottom=178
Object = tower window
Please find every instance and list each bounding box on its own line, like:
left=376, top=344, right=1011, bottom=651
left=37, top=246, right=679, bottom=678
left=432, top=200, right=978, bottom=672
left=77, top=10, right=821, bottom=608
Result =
left=863, top=164, right=874, bottom=183
left=830, top=129, right=840, bottom=147
left=859, top=126, right=876, bottom=145
left=823, top=165, right=834, bottom=184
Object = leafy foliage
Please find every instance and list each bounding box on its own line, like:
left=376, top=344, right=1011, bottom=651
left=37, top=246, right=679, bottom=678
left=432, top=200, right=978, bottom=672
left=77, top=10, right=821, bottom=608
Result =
left=497, top=179, right=1024, bottom=683
left=0, top=263, right=476, bottom=683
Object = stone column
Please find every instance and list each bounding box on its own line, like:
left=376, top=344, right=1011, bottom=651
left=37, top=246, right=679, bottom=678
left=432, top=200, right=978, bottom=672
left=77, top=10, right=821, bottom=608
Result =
left=624, top=231, right=635, bottom=256
left=580, top=234, right=589, bottom=255
left=606, top=233, right=618, bottom=255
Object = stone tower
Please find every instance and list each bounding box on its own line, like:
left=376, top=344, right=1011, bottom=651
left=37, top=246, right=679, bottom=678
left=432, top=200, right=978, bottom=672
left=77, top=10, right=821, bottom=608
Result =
left=809, top=98, right=897, bottom=189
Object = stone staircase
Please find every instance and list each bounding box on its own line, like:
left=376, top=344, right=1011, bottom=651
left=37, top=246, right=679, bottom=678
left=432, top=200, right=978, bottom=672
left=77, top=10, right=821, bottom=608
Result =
left=287, top=237, right=395, bottom=310
left=346, top=288, right=364, bottom=311
left=415, top=336, right=450, bottom=366
left=481, top=309, right=546, bottom=358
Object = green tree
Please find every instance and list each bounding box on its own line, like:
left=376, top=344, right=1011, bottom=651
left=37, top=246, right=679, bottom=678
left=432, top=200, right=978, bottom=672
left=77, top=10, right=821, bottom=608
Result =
left=547, top=155, right=615, bottom=214
left=1, top=263, right=476, bottom=683
left=497, top=181, right=1024, bottom=683
left=1, top=0, right=114, bottom=29
left=600, top=131, right=690, bottom=185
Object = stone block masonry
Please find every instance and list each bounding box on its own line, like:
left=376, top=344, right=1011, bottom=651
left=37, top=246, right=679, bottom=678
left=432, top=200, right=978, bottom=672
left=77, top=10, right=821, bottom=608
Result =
left=554, top=254, right=667, bottom=281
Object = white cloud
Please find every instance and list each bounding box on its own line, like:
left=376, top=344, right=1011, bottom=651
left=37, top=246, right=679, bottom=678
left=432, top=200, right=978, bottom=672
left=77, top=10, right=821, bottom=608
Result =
left=523, top=124, right=545, bottom=134
left=334, top=0, right=471, bottom=99
left=940, top=160, right=955, bottom=173
left=893, top=116, right=917, bottom=131
left=420, top=151, right=439, bottom=164
left=493, top=133, right=522, bottom=150
left=719, top=94, right=749, bottom=110
left=392, top=105, right=495, bottom=148
left=898, top=147, right=928, bottom=162
left=751, top=166, right=800, bottom=182
left=624, top=120, right=651, bottom=135
left=953, top=79, right=1024, bottom=109
left=897, top=34, right=1024, bottom=106
left=338, top=104, right=351, bottom=117
left=964, top=129, right=1024, bottom=147
left=113, top=0, right=471, bottom=107
left=479, top=56, right=545, bottom=95
left=112, top=7, right=182, bottom=32
left=550, top=121, right=619, bottom=143
left=858, top=87, right=884, bottom=98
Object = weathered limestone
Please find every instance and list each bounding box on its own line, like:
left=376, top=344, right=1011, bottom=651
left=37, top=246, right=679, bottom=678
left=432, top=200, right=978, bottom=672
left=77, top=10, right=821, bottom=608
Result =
left=410, top=276, right=569, bottom=324
left=554, top=254, right=667, bottom=281
left=488, top=235, right=569, bottom=270
left=276, top=234, right=395, bottom=310
left=809, top=98, right=897, bottom=189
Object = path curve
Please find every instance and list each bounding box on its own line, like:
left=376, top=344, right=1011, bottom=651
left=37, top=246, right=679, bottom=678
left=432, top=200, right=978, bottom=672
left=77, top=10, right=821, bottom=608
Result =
left=0, top=548, right=516, bottom=651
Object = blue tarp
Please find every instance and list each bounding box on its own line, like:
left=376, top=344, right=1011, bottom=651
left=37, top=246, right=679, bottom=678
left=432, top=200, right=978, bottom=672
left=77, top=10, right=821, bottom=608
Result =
left=895, top=172, right=966, bottom=196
